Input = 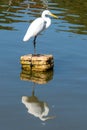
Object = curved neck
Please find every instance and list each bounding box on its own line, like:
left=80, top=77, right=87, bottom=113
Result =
left=42, top=14, right=51, bottom=28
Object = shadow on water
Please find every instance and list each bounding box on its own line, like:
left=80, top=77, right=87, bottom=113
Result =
left=0, top=0, right=48, bottom=30
left=52, top=0, right=87, bottom=34
left=0, top=0, right=25, bottom=30
left=20, top=68, right=55, bottom=121
left=0, top=0, right=87, bottom=34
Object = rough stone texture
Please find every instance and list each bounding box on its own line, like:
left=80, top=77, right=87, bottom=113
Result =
left=20, top=54, right=54, bottom=71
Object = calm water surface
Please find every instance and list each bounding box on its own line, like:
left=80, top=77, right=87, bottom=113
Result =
left=0, top=0, right=87, bottom=130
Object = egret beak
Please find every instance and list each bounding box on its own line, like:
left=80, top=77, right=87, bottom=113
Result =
left=50, top=13, right=58, bottom=19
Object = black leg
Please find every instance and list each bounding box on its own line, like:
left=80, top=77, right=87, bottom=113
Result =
left=33, top=36, right=37, bottom=55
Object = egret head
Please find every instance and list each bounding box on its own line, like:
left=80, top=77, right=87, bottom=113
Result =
left=42, top=10, right=58, bottom=19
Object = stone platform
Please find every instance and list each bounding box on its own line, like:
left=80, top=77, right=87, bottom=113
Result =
left=20, top=54, right=54, bottom=72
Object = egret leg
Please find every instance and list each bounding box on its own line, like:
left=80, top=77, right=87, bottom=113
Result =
left=33, top=36, right=37, bottom=54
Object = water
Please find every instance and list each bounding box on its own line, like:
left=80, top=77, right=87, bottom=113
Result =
left=0, top=0, right=87, bottom=130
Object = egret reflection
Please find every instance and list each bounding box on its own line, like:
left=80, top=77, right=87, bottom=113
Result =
left=20, top=67, right=55, bottom=121
left=22, top=85, right=55, bottom=121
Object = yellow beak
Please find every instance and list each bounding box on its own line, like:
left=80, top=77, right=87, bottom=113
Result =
left=50, top=13, right=58, bottom=19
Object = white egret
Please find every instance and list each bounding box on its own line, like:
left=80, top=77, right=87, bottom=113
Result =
left=23, top=10, right=58, bottom=54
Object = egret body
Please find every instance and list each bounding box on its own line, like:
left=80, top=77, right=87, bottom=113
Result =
left=23, top=10, right=58, bottom=54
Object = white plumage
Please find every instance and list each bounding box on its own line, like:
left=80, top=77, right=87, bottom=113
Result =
left=23, top=18, right=46, bottom=42
left=23, top=10, right=58, bottom=53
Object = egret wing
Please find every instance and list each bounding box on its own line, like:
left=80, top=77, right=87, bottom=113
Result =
left=23, top=18, right=46, bottom=42
left=29, top=18, right=46, bottom=36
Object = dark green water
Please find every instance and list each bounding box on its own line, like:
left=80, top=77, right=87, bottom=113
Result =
left=0, top=0, right=87, bottom=130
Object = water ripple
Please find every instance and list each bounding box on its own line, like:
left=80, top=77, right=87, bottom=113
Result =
left=0, top=0, right=87, bottom=35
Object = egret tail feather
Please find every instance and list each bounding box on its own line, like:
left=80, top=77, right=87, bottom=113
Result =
left=23, top=35, right=31, bottom=42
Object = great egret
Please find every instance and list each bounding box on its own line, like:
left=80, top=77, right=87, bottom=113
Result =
left=23, top=10, right=58, bottom=54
